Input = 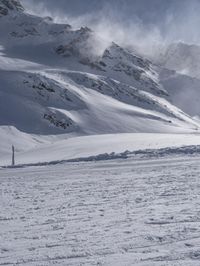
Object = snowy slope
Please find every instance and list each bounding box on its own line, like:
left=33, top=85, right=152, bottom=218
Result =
left=158, top=68, right=200, bottom=118
left=2, top=133, right=200, bottom=166
left=1, top=66, right=200, bottom=135
left=2, top=154, right=200, bottom=265
left=1, top=0, right=200, bottom=164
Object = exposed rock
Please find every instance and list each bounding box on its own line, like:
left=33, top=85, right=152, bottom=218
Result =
left=0, top=0, right=24, bottom=16
left=44, top=113, right=73, bottom=130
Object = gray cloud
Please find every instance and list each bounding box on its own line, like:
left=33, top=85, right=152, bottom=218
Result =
left=21, top=0, right=200, bottom=56
left=21, top=0, right=193, bottom=27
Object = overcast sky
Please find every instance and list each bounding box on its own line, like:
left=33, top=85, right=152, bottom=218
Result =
left=22, top=0, right=189, bottom=24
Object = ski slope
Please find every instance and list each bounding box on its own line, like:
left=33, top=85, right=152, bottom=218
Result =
left=2, top=132, right=200, bottom=166
left=1, top=154, right=200, bottom=265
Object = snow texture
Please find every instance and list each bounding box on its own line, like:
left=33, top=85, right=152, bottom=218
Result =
left=1, top=154, right=200, bottom=265
left=2, top=1, right=200, bottom=265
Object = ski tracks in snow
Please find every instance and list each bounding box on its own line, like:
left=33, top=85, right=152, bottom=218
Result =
left=1, top=156, right=200, bottom=265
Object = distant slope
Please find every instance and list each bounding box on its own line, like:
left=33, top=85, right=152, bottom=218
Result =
left=2, top=133, right=200, bottom=166
left=158, top=67, right=200, bottom=118
left=156, top=42, right=200, bottom=79
left=1, top=68, right=199, bottom=136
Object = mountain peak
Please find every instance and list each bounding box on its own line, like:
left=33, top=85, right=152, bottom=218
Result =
left=0, top=0, right=24, bottom=16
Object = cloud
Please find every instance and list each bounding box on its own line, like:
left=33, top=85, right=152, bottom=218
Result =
left=21, top=0, right=200, bottom=57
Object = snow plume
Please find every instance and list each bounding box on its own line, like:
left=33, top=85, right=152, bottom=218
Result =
left=20, top=0, right=163, bottom=57
left=87, top=11, right=163, bottom=57
left=21, top=0, right=200, bottom=58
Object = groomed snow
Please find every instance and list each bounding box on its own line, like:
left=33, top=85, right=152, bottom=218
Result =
left=1, top=154, right=200, bottom=265
left=1, top=132, right=200, bottom=166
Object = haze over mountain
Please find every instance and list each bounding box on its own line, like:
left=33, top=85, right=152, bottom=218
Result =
left=21, top=0, right=200, bottom=56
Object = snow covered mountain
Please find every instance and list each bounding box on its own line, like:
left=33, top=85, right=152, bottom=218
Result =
left=154, top=42, right=200, bottom=119
left=1, top=0, right=200, bottom=164
left=157, top=42, right=200, bottom=79
left=3, top=3, right=200, bottom=265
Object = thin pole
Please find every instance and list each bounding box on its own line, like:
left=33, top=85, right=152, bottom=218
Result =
left=12, top=145, right=15, bottom=166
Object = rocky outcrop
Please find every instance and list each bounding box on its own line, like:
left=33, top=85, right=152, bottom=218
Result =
left=0, top=0, right=24, bottom=16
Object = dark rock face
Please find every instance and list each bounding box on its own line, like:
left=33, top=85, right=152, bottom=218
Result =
left=0, top=5, right=8, bottom=15
left=0, top=0, right=24, bottom=16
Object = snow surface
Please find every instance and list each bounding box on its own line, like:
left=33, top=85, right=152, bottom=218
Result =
left=2, top=132, right=200, bottom=166
left=2, top=2, right=200, bottom=266
left=2, top=154, right=200, bottom=265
